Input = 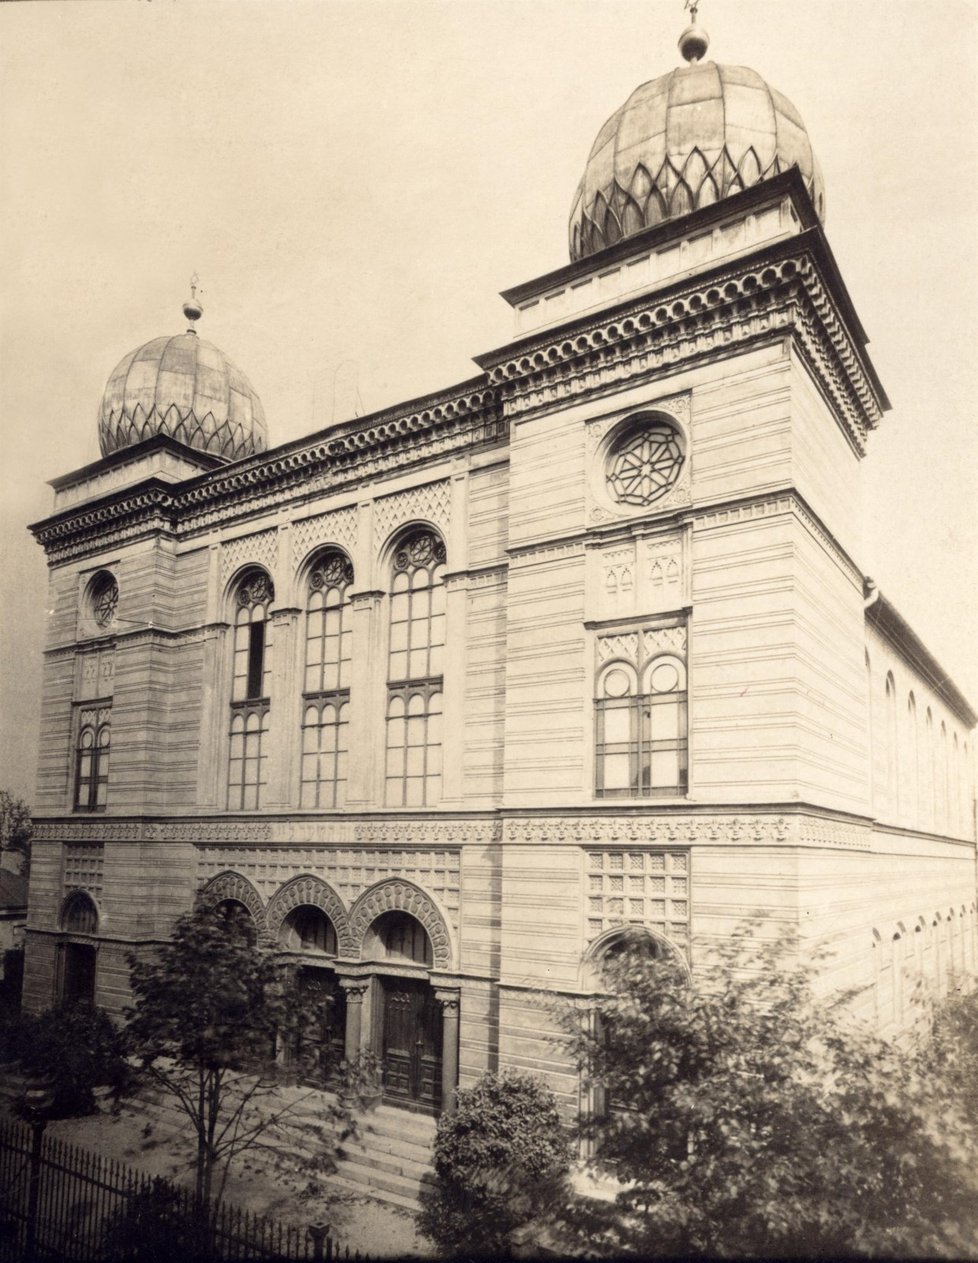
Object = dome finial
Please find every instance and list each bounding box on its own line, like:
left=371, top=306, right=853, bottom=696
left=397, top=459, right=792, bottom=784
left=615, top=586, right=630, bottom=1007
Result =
left=182, top=272, right=203, bottom=333
left=679, top=0, right=709, bottom=63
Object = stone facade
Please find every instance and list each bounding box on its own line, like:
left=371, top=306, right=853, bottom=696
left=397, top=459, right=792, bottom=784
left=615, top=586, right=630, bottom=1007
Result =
left=22, top=165, right=977, bottom=1119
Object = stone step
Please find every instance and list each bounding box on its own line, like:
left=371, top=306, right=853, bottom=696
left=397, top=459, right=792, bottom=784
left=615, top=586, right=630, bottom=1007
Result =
left=343, top=1127, right=435, bottom=1165
left=335, top=1141, right=432, bottom=1184
left=327, top=1173, right=422, bottom=1215
left=333, top=1154, right=433, bottom=1206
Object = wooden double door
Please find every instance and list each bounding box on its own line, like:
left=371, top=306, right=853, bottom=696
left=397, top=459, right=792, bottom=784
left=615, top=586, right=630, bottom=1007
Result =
left=380, top=977, right=442, bottom=1110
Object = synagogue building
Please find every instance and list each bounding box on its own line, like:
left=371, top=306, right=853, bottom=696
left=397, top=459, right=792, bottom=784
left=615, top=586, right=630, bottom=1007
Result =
left=22, top=15, right=977, bottom=1122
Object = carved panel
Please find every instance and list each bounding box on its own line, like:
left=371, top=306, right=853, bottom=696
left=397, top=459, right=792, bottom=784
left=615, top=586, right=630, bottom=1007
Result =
left=264, top=874, right=355, bottom=956
left=63, top=843, right=104, bottom=897
left=291, top=508, right=358, bottom=567
left=586, top=847, right=689, bottom=944
left=78, top=649, right=115, bottom=702
left=221, top=530, right=277, bottom=587
left=374, top=481, right=451, bottom=548
left=640, top=532, right=685, bottom=614
left=596, top=632, right=639, bottom=665
left=348, top=879, right=454, bottom=971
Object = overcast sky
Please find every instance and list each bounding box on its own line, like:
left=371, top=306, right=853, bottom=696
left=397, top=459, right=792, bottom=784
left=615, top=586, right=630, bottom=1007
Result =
left=1, top=0, right=976, bottom=802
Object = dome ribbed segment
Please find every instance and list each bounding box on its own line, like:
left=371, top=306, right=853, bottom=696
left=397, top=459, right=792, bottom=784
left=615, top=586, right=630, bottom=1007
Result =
left=98, top=333, right=266, bottom=461
left=569, top=61, right=824, bottom=261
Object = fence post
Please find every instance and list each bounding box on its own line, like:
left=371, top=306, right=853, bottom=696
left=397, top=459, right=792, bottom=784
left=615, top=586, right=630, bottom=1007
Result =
left=22, top=1079, right=54, bottom=1263
left=307, top=1221, right=330, bottom=1262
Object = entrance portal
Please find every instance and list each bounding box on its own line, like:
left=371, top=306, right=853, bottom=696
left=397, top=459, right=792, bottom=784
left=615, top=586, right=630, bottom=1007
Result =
left=380, top=977, right=442, bottom=1110
left=61, top=943, right=96, bottom=1006
left=291, top=967, right=346, bottom=1085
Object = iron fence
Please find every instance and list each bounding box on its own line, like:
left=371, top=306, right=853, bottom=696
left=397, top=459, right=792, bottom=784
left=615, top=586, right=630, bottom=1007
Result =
left=0, top=1115, right=364, bottom=1261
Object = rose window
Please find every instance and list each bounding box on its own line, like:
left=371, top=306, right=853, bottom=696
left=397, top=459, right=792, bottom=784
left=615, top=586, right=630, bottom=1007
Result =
left=607, top=423, right=684, bottom=506
left=90, top=573, right=119, bottom=627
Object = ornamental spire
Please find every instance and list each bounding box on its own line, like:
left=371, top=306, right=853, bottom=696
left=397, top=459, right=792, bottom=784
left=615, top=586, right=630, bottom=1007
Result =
left=182, top=272, right=203, bottom=333
left=679, top=0, right=710, bottom=63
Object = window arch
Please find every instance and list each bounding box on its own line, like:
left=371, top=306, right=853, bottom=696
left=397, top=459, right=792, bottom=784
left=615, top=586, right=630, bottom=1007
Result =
left=61, top=891, right=99, bottom=935
left=228, top=569, right=274, bottom=810
left=384, top=530, right=446, bottom=807
left=74, top=707, right=110, bottom=812
left=280, top=906, right=338, bottom=956
left=300, top=552, right=353, bottom=809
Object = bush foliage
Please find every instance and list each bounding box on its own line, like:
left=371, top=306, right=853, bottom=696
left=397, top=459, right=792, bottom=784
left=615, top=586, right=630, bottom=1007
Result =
left=562, top=928, right=978, bottom=1259
left=418, top=1071, right=571, bottom=1257
left=3, top=1003, right=129, bottom=1117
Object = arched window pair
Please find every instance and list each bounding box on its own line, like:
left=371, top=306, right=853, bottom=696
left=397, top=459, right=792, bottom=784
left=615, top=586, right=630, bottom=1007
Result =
left=595, top=652, right=687, bottom=798
left=226, top=528, right=446, bottom=811
left=74, top=706, right=111, bottom=812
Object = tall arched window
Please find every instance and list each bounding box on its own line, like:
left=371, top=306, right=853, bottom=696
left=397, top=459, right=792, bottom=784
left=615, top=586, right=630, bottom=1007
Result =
left=228, top=569, right=274, bottom=810
left=74, top=706, right=110, bottom=812
left=907, top=693, right=918, bottom=827
left=884, top=674, right=897, bottom=814
left=925, top=709, right=935, bottom=830
left=300, top=552, right=353, bottom=809
left=939, top=721, right=949, bottom=832
left=385, top=530, right=446, bottom=807
left=951, top=732, right=960, bottom=834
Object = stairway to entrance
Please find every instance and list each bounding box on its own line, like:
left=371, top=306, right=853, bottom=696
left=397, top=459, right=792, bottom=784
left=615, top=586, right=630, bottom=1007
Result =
left=332, top=1103, right=436, bottom=1213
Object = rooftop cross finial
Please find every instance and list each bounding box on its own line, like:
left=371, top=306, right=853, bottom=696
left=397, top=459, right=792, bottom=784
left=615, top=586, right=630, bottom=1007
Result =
left=679, top=0, right=709, bottom=63
left=182, top=272, right=203, bottom=332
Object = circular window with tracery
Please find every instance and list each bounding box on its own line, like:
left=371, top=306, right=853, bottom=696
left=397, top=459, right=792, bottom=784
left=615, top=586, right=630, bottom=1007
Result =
left=89, top=572, right=119, bottom=627
left=607, top=420, right=684, bottom=507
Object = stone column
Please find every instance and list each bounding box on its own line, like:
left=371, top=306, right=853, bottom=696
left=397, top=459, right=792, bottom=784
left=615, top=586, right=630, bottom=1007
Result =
left=338, top=979, right=369, bottom=1062
left=265, top=607, right=301, bottom=808
left=435, top=988, right=461, bottom=1113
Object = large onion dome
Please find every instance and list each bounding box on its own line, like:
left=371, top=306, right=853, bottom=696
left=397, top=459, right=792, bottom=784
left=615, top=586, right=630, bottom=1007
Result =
left=98, top=295, right=267, bottom=461
left=569, top=26, right=824, bottom=262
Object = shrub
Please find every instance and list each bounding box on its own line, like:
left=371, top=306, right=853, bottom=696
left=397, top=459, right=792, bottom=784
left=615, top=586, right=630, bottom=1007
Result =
left=418, top=1071, right=571, bottom=1257
left=13, top=1003, right=130, bottom=1117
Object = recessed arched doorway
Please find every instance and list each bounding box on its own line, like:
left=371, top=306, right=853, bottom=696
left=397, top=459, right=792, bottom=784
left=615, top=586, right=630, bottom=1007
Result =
left=279, top=905, right=346, bottom=1085
left=58, top=891, right=99, bottom=1006
left=366, top=910, right=442, bottom=1110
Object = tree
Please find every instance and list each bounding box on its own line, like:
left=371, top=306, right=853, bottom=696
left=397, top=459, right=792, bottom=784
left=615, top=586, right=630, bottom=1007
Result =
left=125, top=903, right=330, bottom=1208
left=418, top=1071, right=572, bottom=1258
left=0, top=790, right=32, bottom=873
left=562, top=927, right=978, bottom=1259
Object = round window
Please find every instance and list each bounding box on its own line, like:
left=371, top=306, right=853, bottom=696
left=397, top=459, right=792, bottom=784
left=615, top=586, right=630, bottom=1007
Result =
left=603, top=668, right=632, bottom=698
left=89, top=572, right=119, bottom=627
left=607, top=420, right=684, bottom=507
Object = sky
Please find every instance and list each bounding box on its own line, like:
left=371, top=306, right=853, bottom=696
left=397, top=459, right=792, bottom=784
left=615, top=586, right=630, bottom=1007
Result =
left=1, top=0, right=976, bottom=802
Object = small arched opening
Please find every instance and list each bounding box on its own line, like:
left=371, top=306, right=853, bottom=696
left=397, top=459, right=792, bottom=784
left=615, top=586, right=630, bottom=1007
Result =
left=58, top=891, right=99, bottom=1007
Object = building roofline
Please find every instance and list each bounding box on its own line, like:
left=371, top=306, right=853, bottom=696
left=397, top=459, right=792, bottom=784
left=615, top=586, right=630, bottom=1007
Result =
left=866, top=585, right=977, bottom=727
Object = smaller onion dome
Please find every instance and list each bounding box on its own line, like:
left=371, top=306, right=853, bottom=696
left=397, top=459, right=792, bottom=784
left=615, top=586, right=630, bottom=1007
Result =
left=98, top=296, right=267, bottom=461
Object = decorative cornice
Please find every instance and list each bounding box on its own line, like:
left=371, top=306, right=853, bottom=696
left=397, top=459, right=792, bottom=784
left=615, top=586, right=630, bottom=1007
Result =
left=32, top=815, right=500, bottom=845
left=32, top=382, right=504, bottom=563
left=476, top=237, right=886, bottom=456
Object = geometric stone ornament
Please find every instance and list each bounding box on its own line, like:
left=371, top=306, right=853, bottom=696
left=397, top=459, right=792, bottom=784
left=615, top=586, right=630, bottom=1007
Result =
left=348, top=878, right=454, bottom=971
left=197, top=869, right=267, bottom=933
left=264, top=874, right=355, bottom=957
